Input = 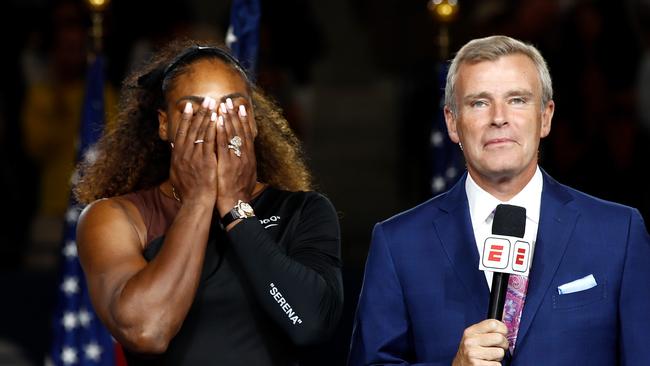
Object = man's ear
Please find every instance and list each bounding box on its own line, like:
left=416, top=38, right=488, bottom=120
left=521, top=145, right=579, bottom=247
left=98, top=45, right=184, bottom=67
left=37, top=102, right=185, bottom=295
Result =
left=158, top=109, right=169, bottom=141
left=444, top=105, right=460, bottom=143
left=540, top=100, right=554, bottom=138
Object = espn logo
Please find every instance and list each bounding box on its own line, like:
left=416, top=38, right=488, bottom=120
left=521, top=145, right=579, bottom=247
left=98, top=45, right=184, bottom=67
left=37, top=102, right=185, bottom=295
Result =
left=480, top=237, right=531, bottom=276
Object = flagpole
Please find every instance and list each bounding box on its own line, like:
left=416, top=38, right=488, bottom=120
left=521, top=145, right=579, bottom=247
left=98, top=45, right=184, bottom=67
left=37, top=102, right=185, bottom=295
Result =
left=87, top=0, right=110, bottom=57
left=49, top=1, right=123, bottom=365
left=426, top=0, right=463, bottom=195
left=427, top=0, right=458, bottom=60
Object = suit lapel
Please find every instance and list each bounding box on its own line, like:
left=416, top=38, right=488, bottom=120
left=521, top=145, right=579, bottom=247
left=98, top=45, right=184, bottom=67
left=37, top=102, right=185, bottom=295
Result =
left=513, top=172, right=578, bottom=352
left=434, top=174, right=491, bottom=315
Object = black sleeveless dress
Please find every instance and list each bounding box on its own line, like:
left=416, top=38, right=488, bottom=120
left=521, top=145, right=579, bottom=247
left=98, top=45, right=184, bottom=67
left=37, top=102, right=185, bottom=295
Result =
left=121, top=186, right=343, bottom=365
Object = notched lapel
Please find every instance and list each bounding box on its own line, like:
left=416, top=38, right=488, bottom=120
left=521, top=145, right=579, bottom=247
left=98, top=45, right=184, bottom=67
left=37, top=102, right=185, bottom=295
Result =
left=513, top=174, right=578, bottom=354
left=433, top=177, right=490, bottom=315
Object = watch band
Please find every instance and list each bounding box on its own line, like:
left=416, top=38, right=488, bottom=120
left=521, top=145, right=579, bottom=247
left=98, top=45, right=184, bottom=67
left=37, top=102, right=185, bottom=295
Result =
left=220, top=210, right=239, bottom=228
left=220, top=200, right=255, bottom=227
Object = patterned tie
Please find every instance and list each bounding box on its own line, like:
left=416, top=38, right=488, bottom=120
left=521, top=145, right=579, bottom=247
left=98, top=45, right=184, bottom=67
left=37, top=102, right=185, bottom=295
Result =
left=502, top=274, right=529, bottom=354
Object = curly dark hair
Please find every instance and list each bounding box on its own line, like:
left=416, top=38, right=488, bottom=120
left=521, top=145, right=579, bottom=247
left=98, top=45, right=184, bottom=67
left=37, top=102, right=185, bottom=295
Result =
left=74, top=38, right=313, bottom=204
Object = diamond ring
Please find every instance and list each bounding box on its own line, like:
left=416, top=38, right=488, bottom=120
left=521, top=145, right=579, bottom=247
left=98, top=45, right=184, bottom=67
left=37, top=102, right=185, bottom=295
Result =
left=227, top=144, right=242, bottom=157
left=229, top=136, right=242, bottom=148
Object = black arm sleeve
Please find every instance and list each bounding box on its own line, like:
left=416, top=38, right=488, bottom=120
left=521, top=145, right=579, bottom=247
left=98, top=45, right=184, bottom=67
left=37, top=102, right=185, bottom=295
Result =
left=226, top=193, right=343, bottom=346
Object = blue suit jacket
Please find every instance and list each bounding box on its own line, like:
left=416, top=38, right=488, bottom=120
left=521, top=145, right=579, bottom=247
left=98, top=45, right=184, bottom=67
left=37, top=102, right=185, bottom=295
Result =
left=349, top=171, right=650, bottom=365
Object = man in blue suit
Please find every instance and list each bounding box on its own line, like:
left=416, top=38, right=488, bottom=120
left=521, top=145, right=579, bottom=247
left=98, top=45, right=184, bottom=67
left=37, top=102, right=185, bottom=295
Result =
left=348, top=35, right=650, bottom=365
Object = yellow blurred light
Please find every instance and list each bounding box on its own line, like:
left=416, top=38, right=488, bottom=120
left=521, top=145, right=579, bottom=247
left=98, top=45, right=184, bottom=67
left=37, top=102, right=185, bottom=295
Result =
left=428, top=0, right=458, bottom=22
left=87, top=0, right=110, bottom=11
left=437, top=4, right=452, bottom=16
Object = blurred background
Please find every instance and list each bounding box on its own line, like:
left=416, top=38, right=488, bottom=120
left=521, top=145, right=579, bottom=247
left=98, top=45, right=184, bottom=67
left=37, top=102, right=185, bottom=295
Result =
left=1, top=0, right=649, bottom=364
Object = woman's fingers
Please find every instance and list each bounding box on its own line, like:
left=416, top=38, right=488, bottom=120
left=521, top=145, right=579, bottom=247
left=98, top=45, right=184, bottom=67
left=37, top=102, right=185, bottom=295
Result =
left=237, top=104, right=255, bottom=154
left=202, top=111, right=218, bottom=155
left=215, top=114, right=228, bottom=161
left=185, top=97, right=208, bottom=145
left=232, top=102, right=251, bottom=141
left=225, top=98, right=245, bottom=140
left=193, top=99, right=216, bottom=152
left=170, top=97, right=218, bottom=199
left=219, top=102, right=239, bottom=159
left=173, top=101, right=194, bottom=148
left=220, top=98, right=257, bottom=159
left=245, top=104, right=258, bottom=138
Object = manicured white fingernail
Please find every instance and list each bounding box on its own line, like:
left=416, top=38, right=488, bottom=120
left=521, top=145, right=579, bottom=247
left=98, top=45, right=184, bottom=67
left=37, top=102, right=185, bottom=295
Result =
left=208, top=99, right=217, bottom=111
left=226, top=98, right=234, bottom=109
left=202, top=97, right=211, bottom=108
left=218, top=115, right=224, bottom=126
left=170, top=142, right=175, bottom=149
left=220, top=103, right=228, bottom=114
left=239, top=104, right=247, bottom=117
left=184, top=102, right=192, bottom=114
left=211, top=112, right=217, bottom=122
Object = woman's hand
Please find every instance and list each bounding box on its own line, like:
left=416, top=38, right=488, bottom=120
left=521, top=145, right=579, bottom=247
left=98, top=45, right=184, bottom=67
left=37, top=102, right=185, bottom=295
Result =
left=215, top=97, right=258, bottom=217
left=169, top=97, right=219, bottom=206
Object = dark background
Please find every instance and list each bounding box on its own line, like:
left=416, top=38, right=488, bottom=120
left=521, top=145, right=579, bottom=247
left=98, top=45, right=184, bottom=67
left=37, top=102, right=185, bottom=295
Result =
left=1, top=0, right=649, bottom=365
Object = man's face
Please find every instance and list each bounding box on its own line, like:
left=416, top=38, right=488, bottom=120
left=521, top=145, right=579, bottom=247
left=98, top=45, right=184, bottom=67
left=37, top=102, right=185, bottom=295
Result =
left=444, top=54, right=554, bottom=184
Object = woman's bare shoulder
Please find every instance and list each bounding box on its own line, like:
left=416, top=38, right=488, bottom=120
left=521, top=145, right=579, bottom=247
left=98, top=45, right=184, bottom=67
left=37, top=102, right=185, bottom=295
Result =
left=78, top=196, right=147, bottom=249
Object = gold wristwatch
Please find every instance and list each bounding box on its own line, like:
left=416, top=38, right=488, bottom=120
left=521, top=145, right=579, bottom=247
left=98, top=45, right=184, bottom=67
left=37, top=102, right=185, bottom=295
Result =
left=221, top=200, right=255, bottom=227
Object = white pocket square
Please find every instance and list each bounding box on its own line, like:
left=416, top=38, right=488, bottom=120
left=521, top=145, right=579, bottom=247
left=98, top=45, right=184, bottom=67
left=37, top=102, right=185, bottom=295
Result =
left=557, top=274, right=597, bottom=295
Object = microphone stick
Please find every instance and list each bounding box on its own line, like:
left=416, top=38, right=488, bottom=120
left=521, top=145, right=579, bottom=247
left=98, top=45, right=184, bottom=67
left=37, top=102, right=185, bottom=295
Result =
left=486, top=204, right=526, bottom=319
left=487, top=272, right=510, bottom=319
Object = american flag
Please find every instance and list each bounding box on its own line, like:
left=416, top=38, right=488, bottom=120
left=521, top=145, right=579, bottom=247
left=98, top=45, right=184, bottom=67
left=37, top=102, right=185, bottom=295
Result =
left=430, top=62, right=463, bottom=195
left=225, top=0, right=261, bottom=77
left=49, top=54, right=120, bottom=366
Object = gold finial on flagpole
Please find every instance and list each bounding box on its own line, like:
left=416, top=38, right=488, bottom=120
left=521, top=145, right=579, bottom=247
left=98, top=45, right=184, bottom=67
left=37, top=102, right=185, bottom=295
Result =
left=428, top=0, right=458, bottom=22
left=86, top=0, right=110, bottom=55
left=87, top=0, right=109, bottom=11
left=428, top=0, right=459, bottom=59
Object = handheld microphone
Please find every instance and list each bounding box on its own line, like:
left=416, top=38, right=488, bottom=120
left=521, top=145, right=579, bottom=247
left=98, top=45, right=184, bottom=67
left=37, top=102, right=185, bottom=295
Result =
left=479, top=204, right=528, bottom=320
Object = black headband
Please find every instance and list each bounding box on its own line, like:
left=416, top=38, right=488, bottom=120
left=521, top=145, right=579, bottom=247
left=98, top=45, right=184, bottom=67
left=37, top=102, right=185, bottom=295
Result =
left=137, top=45, right=250, bottom=90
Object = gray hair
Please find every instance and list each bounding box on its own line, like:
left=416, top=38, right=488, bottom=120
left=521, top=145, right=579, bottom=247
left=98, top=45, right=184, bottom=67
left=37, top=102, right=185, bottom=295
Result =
left=445, top=35, right=553, bottom=116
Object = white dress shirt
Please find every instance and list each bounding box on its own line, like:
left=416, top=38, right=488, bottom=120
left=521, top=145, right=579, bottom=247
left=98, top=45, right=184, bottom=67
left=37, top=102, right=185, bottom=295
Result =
left=465, top=166, right=543, bottom=289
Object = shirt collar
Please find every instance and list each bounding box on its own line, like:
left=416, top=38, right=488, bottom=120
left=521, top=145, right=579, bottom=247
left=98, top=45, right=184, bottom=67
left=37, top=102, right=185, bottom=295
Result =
left=466, top=166, right=543, bottom=225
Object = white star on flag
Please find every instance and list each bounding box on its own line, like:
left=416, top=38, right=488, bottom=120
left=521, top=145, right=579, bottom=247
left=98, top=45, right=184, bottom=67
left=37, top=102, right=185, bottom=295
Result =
left=63, top=240, right=78, bottom=259
left=61, top=276, right=79, bottom=295
left=84, top=146, right=98, bottom=164
left=225, top=25, right=238, bottom=48
left=62, top=312, right=78, bottom=330
left=78, top=308, right=92, bottom=328
left=84, top=342, right=103, bottom=361
left=446, top=166, right=458, bottom=179
left=432, top=176, right=446, bottom=193
left=65, top=206, right=81, bottom=224
left=429, top=62, right=463, bottom=195
left=430, top=130, right=444, bottom=147
left=61, top=346, right=78, bottom=365
left=70, top=169, right=80, bottom=186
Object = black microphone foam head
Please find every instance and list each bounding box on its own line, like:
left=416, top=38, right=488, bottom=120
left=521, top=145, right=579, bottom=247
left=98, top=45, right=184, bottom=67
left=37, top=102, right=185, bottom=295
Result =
left=492, top=204, right=526, bottom=238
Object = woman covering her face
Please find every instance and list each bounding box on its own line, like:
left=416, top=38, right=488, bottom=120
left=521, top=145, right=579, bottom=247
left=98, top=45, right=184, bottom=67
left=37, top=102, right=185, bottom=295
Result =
left=74, top=39, right=343, bottom=365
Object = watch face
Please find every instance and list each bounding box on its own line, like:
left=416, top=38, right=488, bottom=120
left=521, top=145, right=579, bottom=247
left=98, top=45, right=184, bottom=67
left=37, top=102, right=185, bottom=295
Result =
left=235, top=201, right=255, bottom=218
left=241, top=202, right=254, bottom=215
